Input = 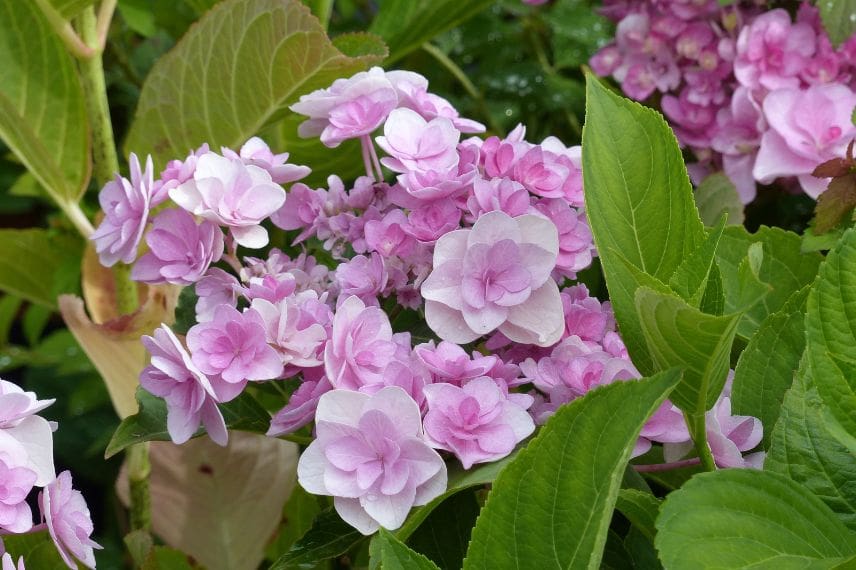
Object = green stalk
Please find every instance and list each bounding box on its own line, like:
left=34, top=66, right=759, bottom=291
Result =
left=685, top=412, right=716, bottom=472
left=421, top=42, right=504, bottom=135
left=77, top=6, right=150, bottom=532
left=77, top=7, right=139, bottom=318
left=127, top=443, right=151, bottom=531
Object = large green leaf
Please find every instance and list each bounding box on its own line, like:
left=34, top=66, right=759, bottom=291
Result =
left=270, top=508, right=363, bottom=569
left=615, top=489, right=660, bottom=542
left=582, top=76, right=704, bottom=373
left=124, top=0, right=387, bottom=167
left=668, top=216, right=725, bottom=309
left=0, top=0, right=90, bottom=205
left=806, top=228, right=856, bottom=436
left=405, top=490, right=479, bottom=570
left=716, top=226, right=822, bottom=339
left=655, top=470, right=856, bottom=568
left=463, top=370, right=680, bottom=570
left=732, top=285, right=810, bottom=449
left=820, top=0, right=856, bottom=46
left=49, top=0, right=95, bottom=18
left=635, top=287, right=739, bottom=413
left=0, top=229, right=82, bottom=308
left=767, top=359, right=856, bottom=532
left=369, top=0, right=493, bottom=64
left=693, top=172, right=744, bottom=227
left=370, top=529, right=440, bottom=570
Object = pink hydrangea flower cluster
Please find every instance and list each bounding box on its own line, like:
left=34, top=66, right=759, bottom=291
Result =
left=591, top=1, right=856, bottom=202
left=0, top=380, right=100, bottom=569
left=103, top=67, right=765, bottom=536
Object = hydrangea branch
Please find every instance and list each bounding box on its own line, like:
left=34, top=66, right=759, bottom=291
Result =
left=421, top=42, right=503, bottom=135
left=78, top=4, right=151, bottom=536
left=686, top=412, right=716, bottom=471
left=33, top=0, right=115, bottom=60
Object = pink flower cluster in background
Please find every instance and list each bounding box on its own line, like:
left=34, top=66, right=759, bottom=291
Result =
left=97, top=67, right=766, bottom=536
left=0, top=380, right=100, bottom=569
left=591, top=1, right=856, bottom=202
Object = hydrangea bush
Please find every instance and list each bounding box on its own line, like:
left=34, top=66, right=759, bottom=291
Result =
left=2, top=0, right=856, bottom=568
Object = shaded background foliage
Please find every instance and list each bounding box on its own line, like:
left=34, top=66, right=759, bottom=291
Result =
left=1, top=0, right=852, bottom=567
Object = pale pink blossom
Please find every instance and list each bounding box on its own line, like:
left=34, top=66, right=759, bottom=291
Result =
left=91, top=153, right=155, bottom=267
left=194, top=268, right=239, bottom=323
left=1, top=554, right=23, bottom=570
left=421, top=211, right=564, bottom=347
left=734, top=9, right=816, bottom=92
left=290, top=67, right=398, bottom=148
left=334, top=254, right=388, bottom=307
left=664, top=396, right=764, bottom=469
left=0, top=431, right=37, bottom=533
left=413, top=341, right=498, bottom=386
left=250, top=294, right=330, bottom=369
left=385, top=71, right=485, bottom=133
left=754, top=84, right=856, bottom=197
left=267, top=368, right=332, bottom=436
left=132, top=208, right=224, bottom=285
left=140, top=325, right=229, bottom=446
left=422, top=377, right=534, bottom=469
left=467, top=177, right=531, bottom=219
left=560, top=285, right=612, bottom=343
left=324, top=296, right=397, bottom=390
left=405, top=201, right=461, bottom=243
left=634, top=401, right=690, bottom=458
left=364, top=210, right=416, bottom=258
left=377, top=108, right=461, bottom=174
left=0, top=379, right=54, bottom=428
left=39, top=471, right=102, bottom=570
left=0, top=416, right=54, bottom=487
left=222, top=137, right=310, bottom=184
left=533, top=199, right=595, bottom=279
left=297, top=387, right=447, bottom=534
left=187, top=305, right=283, bottom=385
left=169, top=152, right=285, bottom=248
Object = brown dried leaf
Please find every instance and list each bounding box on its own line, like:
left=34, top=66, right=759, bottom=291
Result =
left=118, top=433, right=298, bottom=570
left=813, top=174, right=856, bottom=234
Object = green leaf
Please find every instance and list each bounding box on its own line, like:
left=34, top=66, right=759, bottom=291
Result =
left=806, top=228, right=856, bottom=436
left=668, top=216, right=726, bottom=309
left=49, top=0, right=95, bottom=18
left=0, top=295, right=22, bottom=346
left=270, top=508, right=364, bottom=570
left=406, top=490, right=480, bottom=570
left=731, top=241, right=772, bottom=314
left=463, top=370, right=681, bottom=570
left=124, top=0, right=387, bottom=168
left=142, top=547, right=197, bottom=570
left=716, top=225, right=822, bottom=339
left=2, top=531, right=66, bottom=569
left=0, top=229, right=82, bottom=308
left=767, top=359, right=856, bottom=532
left=119, top=0, right=158, bottom=36
left=369, top=0, right=493, bottom=64
left=820, top=0, right=856, bottom=46
left=615, top=489, right=660, bottom=542
left=370, top=529, right=440, bottom=570
left=172, top=286, right=198, bottom=335
left=693, top=173, right=745, bottom=227
left=265, top=486, right=323, bottom=563
left=634, top=287, right=739, bottom=413
left=106, top=387, right=271, bottom=457
left=655, top=470, right=856, bottom=568
left=0, top=0, right=90, bottom=205
left=394, top=451, right=518, bottom=542
left=732, top=285, right=810, bottom=449
left=582, top=75, right=704, bottom=373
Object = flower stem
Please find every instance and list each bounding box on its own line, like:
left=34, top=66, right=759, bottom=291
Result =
left=127, top=442, right=151, bottom=531
left=76, top=6, right=150, bottom=536
left=77, top=6, right=119, bottom=186
left=685, top=412, right=717, bottom=471
left=633, top=457, right=702, bottom=473
left=360, top=136, right=376, bottom=181
left=421, top=42, right=503, bottom=135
